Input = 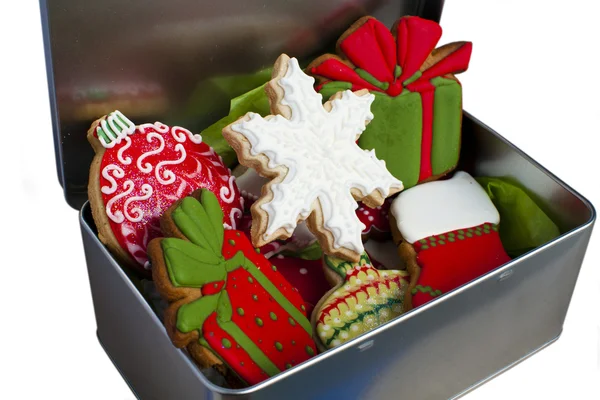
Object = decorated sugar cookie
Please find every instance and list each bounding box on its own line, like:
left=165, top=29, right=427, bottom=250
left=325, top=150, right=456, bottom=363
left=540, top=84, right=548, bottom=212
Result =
left=87, top=111, right=243, bottom=273
left=308, top=16, right=472, bottom=189
left=239, top=167, right=393, bottom=244
left=313, top=252, right=409, bottom=350
left=223, top=54, right=403, bottom=262
left=148, top=189, right=316, bottom=387
left=390, top=171, right=511, bottom=308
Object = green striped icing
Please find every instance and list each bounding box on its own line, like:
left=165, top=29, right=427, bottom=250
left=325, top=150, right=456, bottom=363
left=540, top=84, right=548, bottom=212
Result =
left=412, top=285, right=443, bottom=297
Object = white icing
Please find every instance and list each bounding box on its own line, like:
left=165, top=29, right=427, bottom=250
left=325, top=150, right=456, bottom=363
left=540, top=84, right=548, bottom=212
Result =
left=138, top=121, right=170, bottom=134
left=230, top=57, right=403, bottom=254
left=223, top=207, right=243, bottom=230
left=390, top=171, right=500, bottom=243
left=100, top=164, right=125, bottom=195
left=219, top=176, right=237, bottom=204
left=117, top=136, right=132, bottom=165
left=97, top=110, right=136, bottom=148
left=171, top=126, right=203, bottom=144
left=105, top=180, right=135, bottom=223
left=123, top=184, right=153, bottom=222
left=137, top=132, right=165, bottom=173
left=155, top=143, right=186, bottom=185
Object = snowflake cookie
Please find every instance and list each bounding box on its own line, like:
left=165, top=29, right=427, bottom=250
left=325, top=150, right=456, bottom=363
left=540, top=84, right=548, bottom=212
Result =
left=223, top=54, right=404, bottom=262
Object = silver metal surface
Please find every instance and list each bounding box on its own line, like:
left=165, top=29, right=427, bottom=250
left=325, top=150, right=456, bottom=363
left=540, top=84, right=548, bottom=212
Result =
left=41, top=0, right=443, bottom=209
left=79, top=113, right=595, bottom=400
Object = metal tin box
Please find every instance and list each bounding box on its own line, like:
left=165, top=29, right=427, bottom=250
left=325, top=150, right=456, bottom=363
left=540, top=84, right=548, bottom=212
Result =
left=41, top=0, right=595, bottom=399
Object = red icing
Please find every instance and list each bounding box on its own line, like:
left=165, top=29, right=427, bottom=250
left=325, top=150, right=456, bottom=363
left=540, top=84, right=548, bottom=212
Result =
left=270, top=256, right=330, bottom=316
left=396, top=16, right=442, bottom=83
left=202, top=313, right=267, bottom=384
left=340, top=18, right=397, bottom=83
left=418, top=85, right=435, bottom=181
left=308, top=16, right=472, bottom=184
left=196, top=229, right=317, bottom=384
left=317, top=265, right=408, bottom=324
left=221, top=230, right=307, bottom=315
left=357, top=198, right=392, bottom=238
left=98, top=122, right=243, bottom=272
left=225, top=267, right=316, bottom=372
left=310, top=58, right=380, bottom=92
left=412, top=224, right=511, bottom=307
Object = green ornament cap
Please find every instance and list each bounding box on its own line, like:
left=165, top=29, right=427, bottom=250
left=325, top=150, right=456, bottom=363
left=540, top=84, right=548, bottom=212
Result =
left=96, top=110, right=135, bottom=147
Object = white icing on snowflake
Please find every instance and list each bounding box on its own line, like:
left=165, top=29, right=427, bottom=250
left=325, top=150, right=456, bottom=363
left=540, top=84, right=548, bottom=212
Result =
left=230, top=56, right=403, bottom=255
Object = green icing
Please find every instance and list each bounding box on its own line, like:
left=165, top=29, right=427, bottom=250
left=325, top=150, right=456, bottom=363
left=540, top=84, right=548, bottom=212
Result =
left=275, top=342, right=283, bottom=351
left=355, top=68, right=389, bottom=90
left=218, top=318, right=280, bottom=376
left=305, top=346, right=314, bottom=356
left=269, top=312, right=278, bottom=321
left=176, top=293, right=220, bottom=333
left=255, top=317, right=264, bottom=327
left=430, top=77, right=462, bottom=176
left=200, top=189, right=225, bottom=250
left=162, top=239, right=225, bottom=287
left=237, top=307, right=245, bottom=316
left=222, top=338, right=232, bottom=349
left=319, top=81, right=353, bottom=99
left=355, top=91, right=423, bottom=188
left=324, top=252, right=371, bottom=279
left=171, top=197, right=221, bottom=254
left=394, top=65, right=402, bottom=79
left=403, top=71, right=422, bottom=86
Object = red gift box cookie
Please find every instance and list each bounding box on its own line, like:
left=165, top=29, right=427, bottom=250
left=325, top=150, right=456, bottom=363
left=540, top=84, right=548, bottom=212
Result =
left=147, top=189, right=316, bottom=387
left=308, top=16, right=472, bottom=189
left=390, top=171, right=511, bottom=309
left=87, top=110, right=243, bottom=273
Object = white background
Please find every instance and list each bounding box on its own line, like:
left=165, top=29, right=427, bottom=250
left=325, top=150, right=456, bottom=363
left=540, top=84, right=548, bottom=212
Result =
left=1, top=0, right=598, bottom=398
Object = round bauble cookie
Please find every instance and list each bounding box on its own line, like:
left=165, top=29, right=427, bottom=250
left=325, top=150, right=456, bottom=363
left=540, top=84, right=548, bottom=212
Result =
left=87, top=110, right=244, bottom=274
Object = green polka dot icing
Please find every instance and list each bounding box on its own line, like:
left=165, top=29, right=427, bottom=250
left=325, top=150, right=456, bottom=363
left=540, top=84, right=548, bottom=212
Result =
left=270, top=312, right=278, bottom=321
left=275, top=342, right=283, bottom=351
left=438, top=240, right=446, bottom=245
left=222, top=338, right=232, bottom=349
left=439, top=234, right=446, bottom=240
left=289, top=317, right=296, bottom=326
left=458, top=234, right=465, bottom=240
left=448, top=237, right=455, bottom=242
left=419, top=239, right=427, bottom=244
left=237, top=307, right=245, bottom=316
left=421, top=244, right=429, bottom=250
left=272, top=265, right=277, bottom=271
left=255, top=317, right=264, bottom=327
left=305, top=346, right=315, bottom=356
left=248, top=276, right=254, bottom=284
left=255, top=248, right=260, bottom=253
left=286, top=363, right=293, bottom=369
left=252, top=294, right=258, bottom=301
left=475, top=231, right=482, bottom=236
left=466, top=232, right=473, bottom=238
left=228, top=239, right=235, bottom=246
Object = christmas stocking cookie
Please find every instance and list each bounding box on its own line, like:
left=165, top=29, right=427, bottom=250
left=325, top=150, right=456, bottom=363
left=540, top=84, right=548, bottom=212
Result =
left=308, top=16, right=472, bottom=189
left=87, top=111, right=243, bottom=273
left=390, top=171, right=511, bottom=309
left=147, top=189, right=316, bottom=387
left=313, top=252, right=409, bottom=351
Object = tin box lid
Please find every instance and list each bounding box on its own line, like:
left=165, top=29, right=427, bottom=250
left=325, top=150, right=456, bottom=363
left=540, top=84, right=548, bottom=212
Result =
left=40, top=0, right=445, bottom=209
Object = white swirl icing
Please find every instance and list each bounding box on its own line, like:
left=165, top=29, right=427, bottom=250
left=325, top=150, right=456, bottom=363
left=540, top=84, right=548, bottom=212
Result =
left=101, top=164, right=125, bottom=195
left=223, top=207, right=243, bottom=230
left=136, top=132, right=165, bottom=173
left=123, top=184, right=153, bottom=222
left=171, top=126, right=203, bottom=144
left=219, top=176, right=237, bottom=204
left=155, top=143, right=186, bottom=185
left=105, top=180, right=135, bottom=223
left=117, top=136, right=132, bottom=165
left=138, top=122, right=170, bottom=134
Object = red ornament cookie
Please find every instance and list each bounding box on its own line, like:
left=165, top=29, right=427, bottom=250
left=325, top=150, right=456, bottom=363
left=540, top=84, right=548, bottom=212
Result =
left=87, top=110, right=243, bottom=273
